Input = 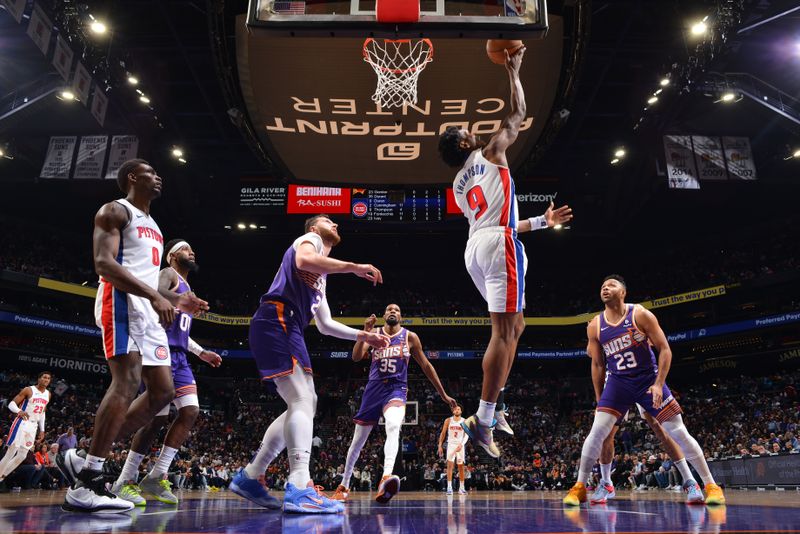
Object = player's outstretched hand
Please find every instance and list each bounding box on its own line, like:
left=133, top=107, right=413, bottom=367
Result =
left=648, top=384, right=663, bottom=408
left=151, top=294, right=176, bottom=326
left=364, top=314, right=377, bottom=331
left=177, top=292, right=210, bottom=316
left=200, top=350, right=222, bottom=368
left=505, top=46, right=526, bottom=73
left=359, top=330, right=390, bottom=349
left=544, top=201, right=573, bottom=228
left=352, top=264, right=383, bottom=286
left=443, top=395, right=458, bottom=409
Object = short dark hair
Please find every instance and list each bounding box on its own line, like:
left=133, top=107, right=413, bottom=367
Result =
left=304, top=214, right=331, bottom=233
left=164, top=238, right=186, bottom=264
left=603, top=274, right=626, bottom=288
left=116, top=158, right=149, bottom=193
left=438, top=126, right=470, bottom=168
left=38, top=371, right=52, bottom=379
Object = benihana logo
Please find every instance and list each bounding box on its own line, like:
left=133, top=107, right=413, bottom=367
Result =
left=296, top=187, right=342, bottom=197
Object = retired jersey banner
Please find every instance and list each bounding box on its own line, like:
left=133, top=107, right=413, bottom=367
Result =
left=692, top=136, right=727, bottom=181
left=105, top=136, right=138, bottom=179
left=287, top=185, right=351, bottom=214
left=664, top=135, right=700, bottom=189
left=26, top=3, right=52, bottom=55
left=52, top=35, right=74, bottom=82
left=91, top=88, right=109, bottom=126
left=72, top=62, right=92, bottom=105
left=722, top=137, right=757, bottom=180
left=73, top=135, right=108, bottom=179
left=2, top=0, right=27, bottom=23
left=40, top=136, right=76, bottom=179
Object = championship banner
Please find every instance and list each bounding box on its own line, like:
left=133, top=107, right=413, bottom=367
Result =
left=26, top=2, right=52, bottom=55
left=692, top=136, right=727, bottom=181
left=722, top=137, right=757, bottom=180
left=287, top=185, right=351, bottom=214
left=1, top=0, right=27, bottom=23
left=104, top=135, right=138, bottom=179
left=52, top=35, right=74, bottom=82
left=73, top=135, right=108, bottom=179
left=91, top=88, right=109, bottom=127
left=40, top=136, right=76, bottom=179
left=72, top=61, right=92, bottom=105
left=663, top=135, right=700, bottom=189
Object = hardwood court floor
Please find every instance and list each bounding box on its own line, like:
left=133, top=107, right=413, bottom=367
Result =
left=1, top=488, right=799, bottom=533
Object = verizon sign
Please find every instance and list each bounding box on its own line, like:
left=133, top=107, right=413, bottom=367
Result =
left=287, top=185, right=351, bottom=214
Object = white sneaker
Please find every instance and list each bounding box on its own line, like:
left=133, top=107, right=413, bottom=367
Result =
left=64, top=470, right=134, bottom=513
left=494, top=410, right=514, bottom=435
left=458, top=487, right=467, bottom=495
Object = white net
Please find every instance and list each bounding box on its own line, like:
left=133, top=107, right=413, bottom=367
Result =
left=363, top=38, right=434, bottom=109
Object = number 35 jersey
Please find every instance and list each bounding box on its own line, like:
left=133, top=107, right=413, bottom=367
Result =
left=367, top=327, right=410, bottom=382
left=452, top=149, right=519, bottom=238
left=599, top=304, right=657, bottom=378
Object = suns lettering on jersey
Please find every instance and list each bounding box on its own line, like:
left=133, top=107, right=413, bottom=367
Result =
left=602, top=329, right=648, bottom=357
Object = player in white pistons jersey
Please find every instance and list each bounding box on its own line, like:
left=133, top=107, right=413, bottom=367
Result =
left=438, top=47, right=573, bottom=458
left=0, top=371, right=51, bottom=483
left=59, top=159, right=208, bottom=514
left=438, top=405, right=469, bottom=495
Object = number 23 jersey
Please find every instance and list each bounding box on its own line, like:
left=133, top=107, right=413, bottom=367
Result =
left=599, top=304, right=657, bottom=378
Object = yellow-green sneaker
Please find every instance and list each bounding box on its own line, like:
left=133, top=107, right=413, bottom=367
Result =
left=140, top=473, right=178, bottom=505
left=111, top=480, right=147, bottom=507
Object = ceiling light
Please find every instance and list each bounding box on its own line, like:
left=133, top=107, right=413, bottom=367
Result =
left=127, top=75, right=138, bottom=85
left=0, top=149, right=4, bottom=157
left=720, top=92, right=735, bottom=102
left=90, top=21, right=107, bottom=34
left=691, top=20, right=707, bottom=35
left=259, top=225, right=267, bottom=229
left=610, top=158, right=620, bottom=165
left=614, top=148, right=626, bottom=158
left=139, top=95, right=150, bottom=103
left=794, top=149, right=800, bottom=159
left=237, top=223, right=246, bottom=230
left=248, top=223, right=257, bottom=229
left=647, top=96, right=658, bottom=104
left=554, top=224, right=563, bottom=230
left=654, top=89, right=663, bottom=95
left=660, top=78, right=670, bottom=87
left=178, top=158, right=187, bottom=164
left=59, top=90, right=76, bottom=101
left=172, top=148, right=183, bottom=158
left=224, top=225, right=232, bottom=230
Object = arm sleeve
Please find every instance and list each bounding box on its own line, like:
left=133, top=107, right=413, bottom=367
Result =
left=188, top=337, right=204, bottom=356
left=314, top=296, right=361, bottom=341
left=38, top=413, right=45, bottom=432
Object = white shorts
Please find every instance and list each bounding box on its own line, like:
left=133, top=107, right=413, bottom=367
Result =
left=464, top=227, right=528, bottom=313
left=447, top=443, right=465, bottom=464
left=95, top=281, right=171, bottom=366
left=6, top=418, right=38, bottom=450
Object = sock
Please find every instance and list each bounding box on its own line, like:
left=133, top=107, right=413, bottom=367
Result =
left=447, top=480, right=452, bottom=489
left=382, top=405, right=405, bottom=477
left=150, top=445, right=178, bottom=478
left=600, top=463, right=612, bottom=484
left=477, top=400, right=496, bottom=427
left=245, top=412, right=287, bottom=479
left=84, top=454, right=106, bottom=472
left=287, top=449, right=311, bottom=488
left=342, top=424, right=373, bottom=489
left=117, top=451, right=145, bottom=484
left=674, top=458, right=692, bottom=484
left=685, top=455, right=715, bottom=485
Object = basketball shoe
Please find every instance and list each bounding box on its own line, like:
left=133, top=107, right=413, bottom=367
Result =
left=283, top=482, right=344, bottom=514
left=375, top=474, right=401, bottom=504
left=589, top=481, right=615, bottom=504
left=110, top=480, right=146, bottom=507
left=230, top=468, right=282, bottom=509
left=458, top=486, right=467, bottom=495
left=331, top=485, right=349, bottom=502
left=684, top=479, right=705, bottom=504
left=704, top=483, right=726, bottom=506
left=139, top=473, right=178, bottom=505
left=494, top=409, right=514, bottom=435
left=461, top=415, right=500, bottom=457
left=56, top=448, right=86, bottom=488
left=562, top=482, right=587, bottom=506
left=64, top=469, right=134, bottom=513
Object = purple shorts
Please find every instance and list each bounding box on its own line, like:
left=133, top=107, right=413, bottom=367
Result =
left=353, top=379, right=407, bottom=426
left=250, top=300, right=312, bottom=381
left=598, top=373, right=682, bottom=423
left=137, top=348, right=197, bottom=397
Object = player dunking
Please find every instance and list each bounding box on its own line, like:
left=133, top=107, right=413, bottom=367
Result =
left=58, top=159, right=207, bottom=513
left=111, top=240, right=222, bottom=506
left=438, top=48, right=572, bottom=456
left=332, top=304, right=456, bottom=504
left=563, top=275, right=725, bottom=506
left=438, top=405, right=469, bottom=495
left=230, top=214, right=390, bottom=514
left=0, top=372, right=51, bottom=483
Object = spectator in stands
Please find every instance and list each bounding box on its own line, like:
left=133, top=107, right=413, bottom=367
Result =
left=56, top=427, right=77, bottom=451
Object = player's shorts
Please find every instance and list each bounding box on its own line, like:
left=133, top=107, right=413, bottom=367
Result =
left=447, top=443, right=465, bottom=464
left=153, top=348, right=199, bottom=416
left=464, top=227, right=528, bottom=313
left=95, top=280, right=171, bottom=366
left=250, top=299, right=312, bottom=381
left=353, top=378, right=407, bottom=426
left=5, top=417, right=38, bottom=450
left=597, top=373, right=682, bottom=423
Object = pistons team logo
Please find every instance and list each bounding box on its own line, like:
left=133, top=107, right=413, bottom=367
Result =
left=26, top=440, right=32, bottom=447
left=155, top=346, right=169, bottom=360
left=352, top=201, right=368, bottom=218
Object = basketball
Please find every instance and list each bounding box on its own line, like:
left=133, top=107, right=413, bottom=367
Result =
left=486, top=39, right=524, bottom=65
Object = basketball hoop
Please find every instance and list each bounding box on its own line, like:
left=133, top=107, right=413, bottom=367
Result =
left=363, top=38, right=433, bottom=109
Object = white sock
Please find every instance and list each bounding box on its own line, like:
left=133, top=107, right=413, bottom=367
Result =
left=447, top=480, right=452, bottom=489
left=382, top=405, right=405, bottom=477
left=342, top=424, right=373, bottom=489
left=117, top=451, right=145, bottom=484
left=577, top=412, right=617, bottom=484
left=245, top=412, right=287, bottom=479
left=84, top=454, right=106, bottom=472
left=274, top=363, right=317, bottom=488
left=600, top=463, right=612, bottom=484
left=686, top=454, right=715, bottom=485
left=150, top=446, right=178, bottom=478
left=477, top=400, right=496, bottom=427
left=673, top=458, right=692, bottom=484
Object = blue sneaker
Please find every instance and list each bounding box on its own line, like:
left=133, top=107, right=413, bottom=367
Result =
left=230, top=469, right=281, bottom=510
left=683, top=479, right=705, bottom=504
left=283, top=483, right=344, bottom=514
left=589, top=481, right=616, bottom=504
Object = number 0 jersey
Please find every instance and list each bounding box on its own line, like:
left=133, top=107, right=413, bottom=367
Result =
left=598, top=304, right=657, bottom=378
left=367, top=327, right=410, bottom=382
left=165, top=269, right=191, bottom=351
left=452, top=149, right=519, bottom=238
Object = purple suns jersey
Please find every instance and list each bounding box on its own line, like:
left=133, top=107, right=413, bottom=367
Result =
left=367, top=327, right=411, bottom=382
left=165, top=271, right=191, bottom=351
left=262, top=232, right=326, bottom=327
left=598, top=304, right=657, bottom=377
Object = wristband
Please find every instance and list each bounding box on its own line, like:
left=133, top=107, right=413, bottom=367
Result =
left=528, top=215, right=547, bottom=231
left=8, top=401, right=20, bottom=414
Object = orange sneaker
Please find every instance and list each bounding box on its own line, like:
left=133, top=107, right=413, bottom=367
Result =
left=563, top=482, right=587, bottom=506
left=704, top=483, right=726, bottom=506
left=375, top=474, right=400, bottom=504
left=331, top=485, right=349, bottom=502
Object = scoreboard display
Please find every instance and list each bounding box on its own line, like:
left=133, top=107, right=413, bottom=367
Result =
left=350, top=189, right=445, bottom=222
